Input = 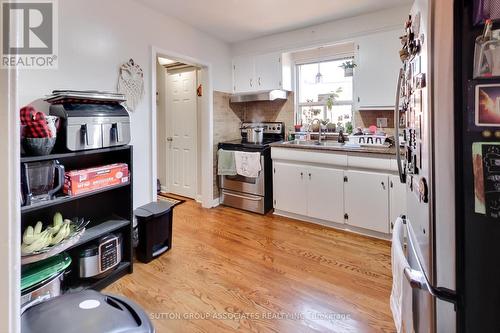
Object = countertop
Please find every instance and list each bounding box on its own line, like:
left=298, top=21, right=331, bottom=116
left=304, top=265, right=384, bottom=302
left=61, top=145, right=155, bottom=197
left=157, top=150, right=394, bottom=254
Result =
left=270, top=140, right=402, bottom=156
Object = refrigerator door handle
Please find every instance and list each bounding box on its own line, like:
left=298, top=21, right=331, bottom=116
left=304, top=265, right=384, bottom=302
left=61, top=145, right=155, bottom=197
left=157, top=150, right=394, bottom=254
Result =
left=394, top=68, right=406, bottom=184
left=402, top=217, right=458, bottom=305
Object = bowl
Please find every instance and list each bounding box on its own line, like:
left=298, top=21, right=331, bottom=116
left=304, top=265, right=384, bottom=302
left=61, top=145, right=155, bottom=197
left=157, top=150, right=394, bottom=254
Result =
left=22, top=137, right=56, bottom=156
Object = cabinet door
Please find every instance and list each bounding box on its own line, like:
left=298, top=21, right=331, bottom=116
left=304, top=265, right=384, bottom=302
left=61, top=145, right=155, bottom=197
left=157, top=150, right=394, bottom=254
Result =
left=306, top=166, right=344, bottom=223
left=233, top=56, right=255, bottom=92
left=389, top=175, right=407, bottom=231
left=255, top=53, right=282, bottom=90
left=355, top=29, right=402, bottom=108
left=273, top=162, right=307, bottom=215
left=344, top=170, right=389, bottom=233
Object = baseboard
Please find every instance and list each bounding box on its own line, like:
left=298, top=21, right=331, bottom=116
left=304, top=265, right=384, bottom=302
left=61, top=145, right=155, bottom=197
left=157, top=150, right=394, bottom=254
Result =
left=211, top=197, right=220, bottom=208
left=195, top=194, right=202, bottom=203
left=273, top=209, right=391, bottom=241
left=160, top=186, right=169, bottom=193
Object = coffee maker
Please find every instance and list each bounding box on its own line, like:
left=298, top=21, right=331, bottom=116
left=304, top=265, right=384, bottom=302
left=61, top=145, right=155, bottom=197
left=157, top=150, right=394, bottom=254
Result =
left=22, top=160, right=65, bottom=206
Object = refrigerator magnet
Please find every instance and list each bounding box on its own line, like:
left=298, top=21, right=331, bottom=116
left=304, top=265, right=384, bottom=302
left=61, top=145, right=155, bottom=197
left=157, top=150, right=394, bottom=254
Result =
left=475, top=84, right=500, bottom=126
left=472, top=142, right=500, bottom=218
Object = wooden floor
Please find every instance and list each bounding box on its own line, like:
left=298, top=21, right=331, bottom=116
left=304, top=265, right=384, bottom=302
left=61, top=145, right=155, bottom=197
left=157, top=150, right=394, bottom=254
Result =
left=105, top=199, right=395, bottom=333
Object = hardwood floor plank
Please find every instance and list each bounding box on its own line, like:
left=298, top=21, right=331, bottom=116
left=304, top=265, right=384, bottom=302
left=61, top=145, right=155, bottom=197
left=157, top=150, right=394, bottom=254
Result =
left=105, top=200, right=395, bottom=333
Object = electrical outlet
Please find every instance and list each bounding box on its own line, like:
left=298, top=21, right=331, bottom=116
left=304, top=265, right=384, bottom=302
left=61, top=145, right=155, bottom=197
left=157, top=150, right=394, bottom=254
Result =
left=376, top=118, right=388, bottom=127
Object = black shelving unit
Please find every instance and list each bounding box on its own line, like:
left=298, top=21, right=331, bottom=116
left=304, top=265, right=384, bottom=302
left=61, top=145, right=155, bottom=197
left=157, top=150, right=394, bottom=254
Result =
left=21, top=146, right=134, bottom=292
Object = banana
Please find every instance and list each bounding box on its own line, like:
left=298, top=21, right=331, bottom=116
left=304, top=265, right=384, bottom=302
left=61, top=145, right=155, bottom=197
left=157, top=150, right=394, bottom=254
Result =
left=22, top=226, right=35, bottom=245
left=21, top=230, right=51, bottom=254
left=53, top=212, right=63, bottom=227
left=34, top=221, right=43, bottom=235
left=50, top=222, right=70, bottom=245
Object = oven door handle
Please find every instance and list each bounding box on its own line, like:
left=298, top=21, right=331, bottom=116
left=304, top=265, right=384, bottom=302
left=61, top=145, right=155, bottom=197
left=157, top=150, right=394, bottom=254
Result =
left=222, top=190, right=262, bottom=201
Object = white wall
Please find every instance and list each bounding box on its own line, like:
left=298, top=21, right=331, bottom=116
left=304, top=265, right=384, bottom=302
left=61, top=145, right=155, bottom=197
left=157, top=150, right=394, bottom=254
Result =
left=17, top=0, right=232, bottom=208
left=231, top=5, right=410, bottom=56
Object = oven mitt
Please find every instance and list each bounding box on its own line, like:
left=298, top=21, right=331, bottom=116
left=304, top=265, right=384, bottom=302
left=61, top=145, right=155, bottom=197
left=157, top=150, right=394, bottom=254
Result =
left=20, top=105, right=52, bottom=138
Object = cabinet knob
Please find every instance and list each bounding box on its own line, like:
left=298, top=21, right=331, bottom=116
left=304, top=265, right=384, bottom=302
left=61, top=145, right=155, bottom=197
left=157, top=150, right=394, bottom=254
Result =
left=300, top=172, right=303, bottom=178
left=250, top=78, right=253, bottom=87
left=308, top=173, right=311, bottom=179
left=258, top=77, right=261, bottom=86
left=381, top=181, right=386, bottom=190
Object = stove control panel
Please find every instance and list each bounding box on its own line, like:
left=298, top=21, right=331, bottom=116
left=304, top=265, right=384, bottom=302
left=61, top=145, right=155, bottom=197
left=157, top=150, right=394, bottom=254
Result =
left=240, top=122, right=284, bottom=135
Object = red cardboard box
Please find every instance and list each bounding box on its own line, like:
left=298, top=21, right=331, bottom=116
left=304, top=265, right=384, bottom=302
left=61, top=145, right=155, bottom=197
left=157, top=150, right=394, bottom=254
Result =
left=64, top=163, right=129, bottom=196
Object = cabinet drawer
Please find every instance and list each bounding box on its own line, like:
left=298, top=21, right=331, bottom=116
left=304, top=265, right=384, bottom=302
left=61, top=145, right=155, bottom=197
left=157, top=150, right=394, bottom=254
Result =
left=272, top=148, right=347, bottom=167
left=347, top=154, right=391, bottom=171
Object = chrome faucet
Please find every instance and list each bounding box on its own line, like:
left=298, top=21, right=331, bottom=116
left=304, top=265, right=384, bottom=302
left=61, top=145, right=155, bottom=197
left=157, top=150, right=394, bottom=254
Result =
left=310, top=119, right=322, bottom=144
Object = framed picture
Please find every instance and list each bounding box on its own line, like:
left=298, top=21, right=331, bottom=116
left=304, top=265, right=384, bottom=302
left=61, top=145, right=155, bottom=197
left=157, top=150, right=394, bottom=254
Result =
left=475, top=83, right=500, bottom=126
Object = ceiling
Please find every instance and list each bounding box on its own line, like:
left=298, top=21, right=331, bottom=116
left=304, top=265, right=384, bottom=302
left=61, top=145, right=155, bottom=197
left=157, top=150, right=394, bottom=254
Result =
left=136, top=0, right=411, bottom=43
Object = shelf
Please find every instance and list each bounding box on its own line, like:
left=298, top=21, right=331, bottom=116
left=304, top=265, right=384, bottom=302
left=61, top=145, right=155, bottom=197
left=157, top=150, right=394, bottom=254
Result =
left=21, top=219, right=130, bottom=266
left=73, top=219, right=130, bottom=248
left=21, top=145, right=131, bottom=163
left=66, top=261, right=131, bottom=292
left=21, top=182, right=130, bottom=214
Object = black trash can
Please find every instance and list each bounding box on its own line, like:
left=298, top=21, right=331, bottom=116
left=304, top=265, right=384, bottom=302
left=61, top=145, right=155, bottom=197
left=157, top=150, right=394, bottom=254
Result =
left=134, top=201, right=174, bottom=263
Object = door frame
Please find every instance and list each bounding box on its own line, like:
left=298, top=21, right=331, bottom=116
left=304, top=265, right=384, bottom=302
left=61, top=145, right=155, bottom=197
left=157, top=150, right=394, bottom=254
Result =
left=150, top=46, right=214, bottom=207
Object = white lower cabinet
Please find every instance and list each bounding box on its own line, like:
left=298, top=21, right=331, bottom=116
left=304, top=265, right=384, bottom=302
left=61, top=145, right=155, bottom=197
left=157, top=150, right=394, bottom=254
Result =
left=273, top=162, right=344, bottom=223
left=273, top=162, right=307, bottom=215
left=389, top=175, right=407, bottom=230
left=306, top=166, right=344, bottom=223
left=344, top=171, right=390, bottom=233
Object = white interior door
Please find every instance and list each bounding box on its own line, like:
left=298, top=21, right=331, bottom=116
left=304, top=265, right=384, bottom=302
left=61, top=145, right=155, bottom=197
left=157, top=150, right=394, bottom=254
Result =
left=166, top=69, right=197, bottom=198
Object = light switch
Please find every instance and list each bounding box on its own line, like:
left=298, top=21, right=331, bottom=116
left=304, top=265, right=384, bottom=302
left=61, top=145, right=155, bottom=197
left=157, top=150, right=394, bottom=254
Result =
left=376, top=118, right=388, bottom=127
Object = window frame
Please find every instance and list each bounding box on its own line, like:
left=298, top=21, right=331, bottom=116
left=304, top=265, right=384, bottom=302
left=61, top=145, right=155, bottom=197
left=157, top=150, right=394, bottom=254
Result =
left=294, top=55, right=355, bottom=126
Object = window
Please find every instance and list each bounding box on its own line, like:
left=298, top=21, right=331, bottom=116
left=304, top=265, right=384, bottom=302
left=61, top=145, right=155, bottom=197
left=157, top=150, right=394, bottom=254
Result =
left=296, top=57, right=354, bottom=130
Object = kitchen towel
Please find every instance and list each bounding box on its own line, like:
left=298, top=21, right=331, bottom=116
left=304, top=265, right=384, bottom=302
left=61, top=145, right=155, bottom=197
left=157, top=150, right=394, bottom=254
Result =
left=217, top=149, right=237, bottom=176
left=234, top=151, right=261, bottom=178
left=390, top=217, right=411, bottom=333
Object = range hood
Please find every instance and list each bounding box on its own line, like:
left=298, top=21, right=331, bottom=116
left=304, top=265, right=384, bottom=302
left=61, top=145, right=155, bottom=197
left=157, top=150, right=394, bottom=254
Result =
left=230, top=90, right=288, bottom=103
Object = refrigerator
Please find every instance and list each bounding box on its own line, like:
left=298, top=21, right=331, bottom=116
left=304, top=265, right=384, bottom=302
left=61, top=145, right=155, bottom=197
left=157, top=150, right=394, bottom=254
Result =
left=392, top=0, right=457, bottom=332
left=394, top=0, right=500, bottom=332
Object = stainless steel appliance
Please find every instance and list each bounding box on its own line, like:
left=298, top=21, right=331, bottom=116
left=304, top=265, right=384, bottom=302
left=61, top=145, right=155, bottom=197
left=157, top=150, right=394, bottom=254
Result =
left=391, top=0, right=458, bottom=332
left=241, top=124, right=265, bottom=143
left=79, top=233, right=122, bottom=278
left=21, top=253, right=71, bottom=314
left=218, top=122, right=284, bottom=214
left=47, top=91, right=130, bottom=151
left=22, top=160, right=65, bottom=206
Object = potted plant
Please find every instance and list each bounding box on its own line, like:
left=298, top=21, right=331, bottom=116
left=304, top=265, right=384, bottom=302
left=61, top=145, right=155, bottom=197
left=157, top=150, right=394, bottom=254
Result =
left=326, top=88, right=343, bottom=111
left=339, top=60, right=356, bottom=77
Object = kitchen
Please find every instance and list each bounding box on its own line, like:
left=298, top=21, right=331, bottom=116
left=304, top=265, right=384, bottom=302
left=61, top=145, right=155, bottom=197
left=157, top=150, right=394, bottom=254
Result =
left=2, top=0, right=499, bottom=332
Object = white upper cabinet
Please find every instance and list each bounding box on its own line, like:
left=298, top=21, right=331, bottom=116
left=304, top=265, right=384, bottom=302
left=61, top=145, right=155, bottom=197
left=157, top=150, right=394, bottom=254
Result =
left=354, top=29, right=402, bottom=109
left=233, top=53, right=291, bottom=93
left=233, top=56, right=255, bottom=93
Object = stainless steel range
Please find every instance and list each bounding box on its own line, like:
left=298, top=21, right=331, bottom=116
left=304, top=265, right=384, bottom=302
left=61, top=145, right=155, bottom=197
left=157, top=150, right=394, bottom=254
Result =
left=218, top=122, right=284, bottom=214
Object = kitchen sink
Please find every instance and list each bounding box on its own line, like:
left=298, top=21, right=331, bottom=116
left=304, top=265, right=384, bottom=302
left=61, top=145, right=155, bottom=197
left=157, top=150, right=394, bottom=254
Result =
left=282, top=140, right=348, bottom=147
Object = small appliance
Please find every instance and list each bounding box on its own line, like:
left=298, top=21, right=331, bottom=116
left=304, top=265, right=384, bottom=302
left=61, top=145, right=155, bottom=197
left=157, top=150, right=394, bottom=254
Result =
left=47, top=90, right=131, bottom=151
left=22, top=160, right=65, bottom=206
left=78, top=233, right=122, bottom=278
